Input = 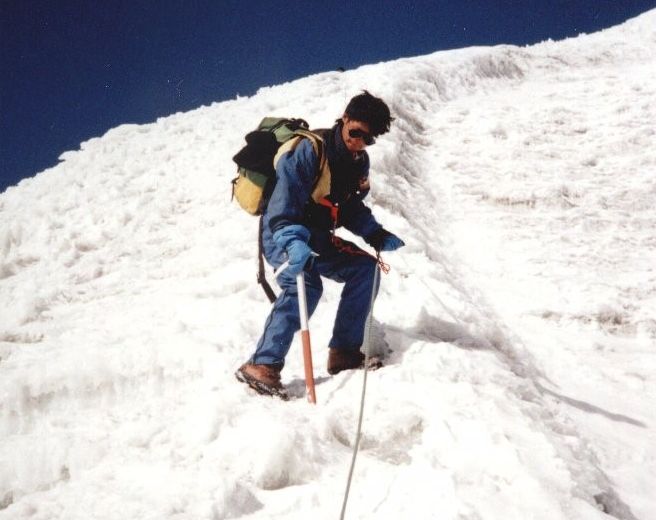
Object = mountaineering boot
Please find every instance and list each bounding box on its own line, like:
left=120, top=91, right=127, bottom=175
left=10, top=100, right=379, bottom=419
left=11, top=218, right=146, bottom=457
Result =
left=327, top=348, right=383, bottom=375
left=235, top=363, right=288, bottom=400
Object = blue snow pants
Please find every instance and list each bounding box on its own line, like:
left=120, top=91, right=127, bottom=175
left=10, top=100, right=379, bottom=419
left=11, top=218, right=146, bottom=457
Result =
left=250, top=246, right=380, bottom=366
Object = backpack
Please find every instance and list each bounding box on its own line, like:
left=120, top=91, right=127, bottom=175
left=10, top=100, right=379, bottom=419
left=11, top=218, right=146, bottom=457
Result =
left=230, top=117, right=330, bottom=302
left=231, top=117, right=327, bottom=215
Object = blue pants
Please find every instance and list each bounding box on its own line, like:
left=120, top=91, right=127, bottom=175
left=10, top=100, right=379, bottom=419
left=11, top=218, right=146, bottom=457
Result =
left=251, top=250, right=380, bottom=366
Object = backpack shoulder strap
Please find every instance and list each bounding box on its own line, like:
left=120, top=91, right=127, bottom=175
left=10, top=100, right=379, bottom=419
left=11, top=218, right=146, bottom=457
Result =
left=257, top=215, right=277, bottom=303
left=272, top=130, right=331, bottom=202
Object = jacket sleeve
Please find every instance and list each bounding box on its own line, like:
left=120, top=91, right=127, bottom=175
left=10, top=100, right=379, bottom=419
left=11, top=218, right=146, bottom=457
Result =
left=266, top=138, right=318, bottom=235
left=341, top=196, right=382, bottom=239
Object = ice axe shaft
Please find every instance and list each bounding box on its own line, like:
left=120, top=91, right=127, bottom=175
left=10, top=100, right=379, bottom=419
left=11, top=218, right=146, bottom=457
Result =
left=296, top=271, right=317, bottom=404
left=274, top=259, right=317, bottom=404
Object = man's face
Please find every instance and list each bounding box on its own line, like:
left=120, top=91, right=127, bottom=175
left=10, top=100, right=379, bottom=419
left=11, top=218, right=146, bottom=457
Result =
left=341, top=116, right=373, bottom=154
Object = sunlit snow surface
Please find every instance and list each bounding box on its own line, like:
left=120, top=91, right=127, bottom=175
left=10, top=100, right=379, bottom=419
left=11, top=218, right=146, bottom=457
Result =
left=1, top=10, right=655, bottom=520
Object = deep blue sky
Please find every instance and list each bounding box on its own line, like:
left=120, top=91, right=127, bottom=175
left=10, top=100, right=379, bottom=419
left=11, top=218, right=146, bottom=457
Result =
left=1, top=0, right=655, bottom=192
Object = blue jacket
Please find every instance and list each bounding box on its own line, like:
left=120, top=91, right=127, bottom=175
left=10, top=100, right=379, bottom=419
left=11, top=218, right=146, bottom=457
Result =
left=262, top=123, right=382, bottom=265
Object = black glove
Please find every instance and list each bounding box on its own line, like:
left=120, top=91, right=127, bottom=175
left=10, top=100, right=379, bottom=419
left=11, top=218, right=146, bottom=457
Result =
left=366, top=228, right=405, bottom=252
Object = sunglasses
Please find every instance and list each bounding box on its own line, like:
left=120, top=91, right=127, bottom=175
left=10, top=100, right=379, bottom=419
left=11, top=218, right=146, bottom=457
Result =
left=348, top=128, right=376, bottom=145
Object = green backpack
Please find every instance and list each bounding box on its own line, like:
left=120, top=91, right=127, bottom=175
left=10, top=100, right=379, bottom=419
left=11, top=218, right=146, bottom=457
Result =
left=231, top=117, right=328, bottom=215
left=230, top=117, right=331, bottom=302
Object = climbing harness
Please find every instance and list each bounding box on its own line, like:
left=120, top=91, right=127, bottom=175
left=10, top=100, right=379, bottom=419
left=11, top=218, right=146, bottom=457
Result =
left=318, top=197, right=390, bottom=274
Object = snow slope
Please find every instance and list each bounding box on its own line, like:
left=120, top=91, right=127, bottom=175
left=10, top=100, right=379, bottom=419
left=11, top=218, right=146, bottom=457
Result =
left=1, top=9, right=655, bottom=520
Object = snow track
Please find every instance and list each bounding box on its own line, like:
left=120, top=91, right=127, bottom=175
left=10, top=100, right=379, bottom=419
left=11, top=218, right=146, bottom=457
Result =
left=1, top=10, right=655, bottom=520
left=366, top=52, right=641, bottom=520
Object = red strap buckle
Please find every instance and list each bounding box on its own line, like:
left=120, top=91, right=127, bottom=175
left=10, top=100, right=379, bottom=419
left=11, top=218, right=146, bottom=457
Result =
left=318, top=197, right=339, bottom=225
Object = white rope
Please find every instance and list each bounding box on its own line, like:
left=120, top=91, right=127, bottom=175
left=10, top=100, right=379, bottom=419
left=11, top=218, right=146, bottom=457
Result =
left=339, top=265, right=380, bottom=520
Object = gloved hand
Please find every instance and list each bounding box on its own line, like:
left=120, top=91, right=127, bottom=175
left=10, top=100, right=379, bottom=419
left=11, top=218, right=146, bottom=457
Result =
left=285, top=239, right=314, bottom=276
left=366, top=228, right=405, bottom=252
left=273, top=224, right=315, bottom=276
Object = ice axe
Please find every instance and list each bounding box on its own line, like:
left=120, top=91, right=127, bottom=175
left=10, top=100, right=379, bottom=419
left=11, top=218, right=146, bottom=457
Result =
left=274, top=256, right=318, bottom=404
left=296, top=270, right=317, bottom=404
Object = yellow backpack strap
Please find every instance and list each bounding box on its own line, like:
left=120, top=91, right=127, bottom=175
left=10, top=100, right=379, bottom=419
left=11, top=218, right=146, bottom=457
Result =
left=273, top=135, right=302, bottom=169
left=272, top=131, right=332, bottom=202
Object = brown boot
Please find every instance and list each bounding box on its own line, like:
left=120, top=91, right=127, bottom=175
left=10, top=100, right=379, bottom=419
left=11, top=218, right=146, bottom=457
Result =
left=327, top=348, right=365, bottom=375
left=235, top=363, right=288, bottom=400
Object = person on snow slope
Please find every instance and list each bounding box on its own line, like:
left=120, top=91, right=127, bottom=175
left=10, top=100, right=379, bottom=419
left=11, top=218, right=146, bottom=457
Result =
left=236, top=91, right=404, bottom=397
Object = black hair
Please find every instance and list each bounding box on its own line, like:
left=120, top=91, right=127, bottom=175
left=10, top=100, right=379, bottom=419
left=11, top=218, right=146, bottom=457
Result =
left=342, top=90, right=394, bottom=136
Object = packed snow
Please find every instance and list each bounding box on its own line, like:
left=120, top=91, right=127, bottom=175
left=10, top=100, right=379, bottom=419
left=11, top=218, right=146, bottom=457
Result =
left=1, top=9, right=655, bottom=520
